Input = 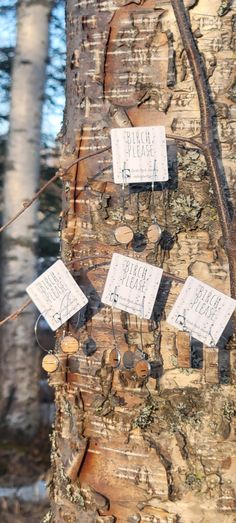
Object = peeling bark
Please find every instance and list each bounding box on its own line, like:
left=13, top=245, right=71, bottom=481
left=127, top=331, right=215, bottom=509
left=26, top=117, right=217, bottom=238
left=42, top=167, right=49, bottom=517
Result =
left=48, top=0, right=236, bottom=522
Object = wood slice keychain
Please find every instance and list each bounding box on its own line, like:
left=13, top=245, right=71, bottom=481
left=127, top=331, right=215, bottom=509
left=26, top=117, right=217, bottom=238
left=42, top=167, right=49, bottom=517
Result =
left=130, top=192, right=147, bottom=253
left=61, top=335, right=79, bottom=354
left=82, top=319, right=97, bottom=356
left=134, top=359, right=151, bottom=379
left=42, top=354, right=59, bottom=373
left=147, top=178, right=162, bottom=245
left=147, top=223, right=162, bottom=244
left=123, top=350, right=135, bottom=369
left=123, top=345, right=145, bottom=370
left=114, top=180, right=134, bottom=245
left=109, top=348, right=121, bottom=368
left=114, top=225, right=134, bottom=245
left=108, top=308, right=121, bottom=368
left=35, top=314, right=59, bottom=374
left=83, top=338, right=97, bottom=356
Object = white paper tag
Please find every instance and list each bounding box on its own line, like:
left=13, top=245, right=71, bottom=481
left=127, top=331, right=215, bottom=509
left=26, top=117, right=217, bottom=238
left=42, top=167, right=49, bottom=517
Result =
left=101, top=253, right=163, bottom=319
left=167, top=276, right=236, bottom=346
left=111, top=126, right=168, bottom=184
left=27, top=260, right=88, bottom=331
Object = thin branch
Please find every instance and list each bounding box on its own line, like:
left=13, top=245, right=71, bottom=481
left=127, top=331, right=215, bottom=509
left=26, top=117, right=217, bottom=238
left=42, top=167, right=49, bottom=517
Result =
left=0, top=171, right=62, bottom=234
left=170, top=0, right=236, bottom=331
left=166, top=133, right=205, bottom=152
left=0, top=146, right=111, bottom=235
left=163, top=271, right=185, bottom=284
left=0, top=298, right=32, bottom=327
left=0, top=133, right=207, bottom=237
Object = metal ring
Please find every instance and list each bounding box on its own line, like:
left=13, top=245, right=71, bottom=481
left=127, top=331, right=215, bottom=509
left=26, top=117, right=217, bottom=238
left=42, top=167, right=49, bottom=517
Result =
left=34, top=312, right=54, bottom=352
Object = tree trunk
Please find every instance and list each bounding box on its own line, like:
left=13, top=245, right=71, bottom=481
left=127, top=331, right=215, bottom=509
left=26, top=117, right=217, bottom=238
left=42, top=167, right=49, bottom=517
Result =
left=1, top=0, right=54, bottom=437
left=47, top=0, right=236, bottom=521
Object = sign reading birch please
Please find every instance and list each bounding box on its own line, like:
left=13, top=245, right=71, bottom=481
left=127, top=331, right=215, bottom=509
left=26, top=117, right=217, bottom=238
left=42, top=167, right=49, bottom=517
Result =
left=101, top=253, right=163, bottom=319
left=27, top=260, right=88, bottom=330
left=167, top=276, right=236, bottom=346
left=111, top=126, right=168, bottom=184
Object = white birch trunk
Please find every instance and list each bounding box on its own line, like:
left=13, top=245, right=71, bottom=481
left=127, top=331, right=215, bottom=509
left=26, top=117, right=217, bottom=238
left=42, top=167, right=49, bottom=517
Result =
left=1, top=0, right=54, bottom=437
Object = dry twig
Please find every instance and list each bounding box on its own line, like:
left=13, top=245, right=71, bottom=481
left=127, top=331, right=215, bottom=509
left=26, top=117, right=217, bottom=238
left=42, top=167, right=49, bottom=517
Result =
left=0, top=146, right=111, bottom=235
left=0, top=298, right=32, bottom=327
left=170, top=0, right=235, bottom=307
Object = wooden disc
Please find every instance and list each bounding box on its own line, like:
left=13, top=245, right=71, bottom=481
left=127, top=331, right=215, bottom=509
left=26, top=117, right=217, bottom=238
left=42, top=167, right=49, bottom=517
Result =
left=42, top=354, right=58, bottom=373
left=109, top=348, right=121, bottom=368
left=61, top=336, right=79, bottom=354
left=114, top=225, right=134, bottom=244
left=135, top=360, right=151, bottom=379
left=147, top=223, right=162, bottom=243
left=131, top=232, right=146, bottom=252
left=123, top=350, right=135, bottom=369
left=83, top=337, right=97, bottom=356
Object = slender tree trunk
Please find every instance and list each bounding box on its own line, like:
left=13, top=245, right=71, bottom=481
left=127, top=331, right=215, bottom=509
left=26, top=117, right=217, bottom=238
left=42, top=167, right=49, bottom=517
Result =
left=47, top=0, right=236, bottom=521
left=0, top=0, right=54, bottom=437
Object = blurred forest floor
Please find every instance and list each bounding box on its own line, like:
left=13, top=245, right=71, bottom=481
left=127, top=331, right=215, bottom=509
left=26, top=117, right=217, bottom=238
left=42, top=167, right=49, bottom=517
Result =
left=0, top=422, right=51, bottom=521
left=0, top=501, right=49, bottom=523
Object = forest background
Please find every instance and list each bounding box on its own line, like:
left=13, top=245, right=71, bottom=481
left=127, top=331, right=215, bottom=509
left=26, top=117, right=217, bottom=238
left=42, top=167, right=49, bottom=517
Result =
left=1, top=1, right=236, bottom=522
left=0, top=1, right=65, bottom=521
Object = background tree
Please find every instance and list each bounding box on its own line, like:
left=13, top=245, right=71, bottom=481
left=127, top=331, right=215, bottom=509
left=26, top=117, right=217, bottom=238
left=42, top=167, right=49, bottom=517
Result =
left=44, top=0, right=236, bottom=522
left=0, top=0, right=55, bottom=437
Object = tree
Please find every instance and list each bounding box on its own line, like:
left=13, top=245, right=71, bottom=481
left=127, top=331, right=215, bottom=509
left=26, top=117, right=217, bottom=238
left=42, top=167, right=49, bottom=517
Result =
left=0, top=0, right=54, bottom=437
left=45, top=0, right=235, bottom=521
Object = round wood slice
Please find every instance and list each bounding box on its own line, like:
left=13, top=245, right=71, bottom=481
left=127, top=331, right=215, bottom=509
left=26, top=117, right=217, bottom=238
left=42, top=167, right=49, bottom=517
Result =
left=147, top=223, right=162, bottom=243
left=109, top=348, right=121, bottom=368
left=83, top=337, right=97, bottom=356
left=114, top=225, right=134, bottom=244
left=134, top=360, right=151, bottom=379
left=61, top=336, right=79, bottom=353
left=123, top=350, right=135, bottom=369
left=42, top=354, right=59, bottom=373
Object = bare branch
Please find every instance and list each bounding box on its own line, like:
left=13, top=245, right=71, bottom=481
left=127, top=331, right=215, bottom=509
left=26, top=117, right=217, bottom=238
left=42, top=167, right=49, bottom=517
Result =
left=0, top=146, right=111, bottom=235
left=170, top=0, right=236, bottom=312
left=166, top=133, right=206, bottom=152
left=0, top=298, right=32, bottom=327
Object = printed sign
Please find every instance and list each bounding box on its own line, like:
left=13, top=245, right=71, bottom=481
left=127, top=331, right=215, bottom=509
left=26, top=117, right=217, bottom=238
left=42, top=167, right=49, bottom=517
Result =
left=27, top=260, right=88, bottom=330
left=111, top=126, right=168, bottom=184
left=101, top=253, right=163, bottom=319
left=167, top=276, right=236, bottom=346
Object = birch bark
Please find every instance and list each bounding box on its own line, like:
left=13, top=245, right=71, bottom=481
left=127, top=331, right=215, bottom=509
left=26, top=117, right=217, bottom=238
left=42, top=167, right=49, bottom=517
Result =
left=47, top=0, right=236, bottom=521
left=1, top=0, right=54, bottom=436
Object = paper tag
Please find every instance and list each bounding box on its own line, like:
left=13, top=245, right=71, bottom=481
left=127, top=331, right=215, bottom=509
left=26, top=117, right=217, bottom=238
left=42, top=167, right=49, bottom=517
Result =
left=167, top=276, right=236, bottom=346
left=27, top=260, right=88, bottom=330
left=111, top=126, right=168, bottom=184
left=101, top=253, right=163, bottom=319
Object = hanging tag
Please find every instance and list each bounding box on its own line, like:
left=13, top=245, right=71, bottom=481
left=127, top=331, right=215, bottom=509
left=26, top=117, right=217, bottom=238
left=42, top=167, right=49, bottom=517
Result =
left=27, top=260, right=88, bottom=331
left=111, top=126, right=168, bottom=184
left=42, top=354, right=59, bottom=373
left=61, top=336, right=79, bottom=354
left=101, top=253, right=163, bottom=319
left=167, top=276, right=236, bottom=346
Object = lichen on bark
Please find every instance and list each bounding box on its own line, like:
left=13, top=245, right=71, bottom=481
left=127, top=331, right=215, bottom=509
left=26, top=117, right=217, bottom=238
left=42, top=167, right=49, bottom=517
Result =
left=48, top=0, right=236, bottom=521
